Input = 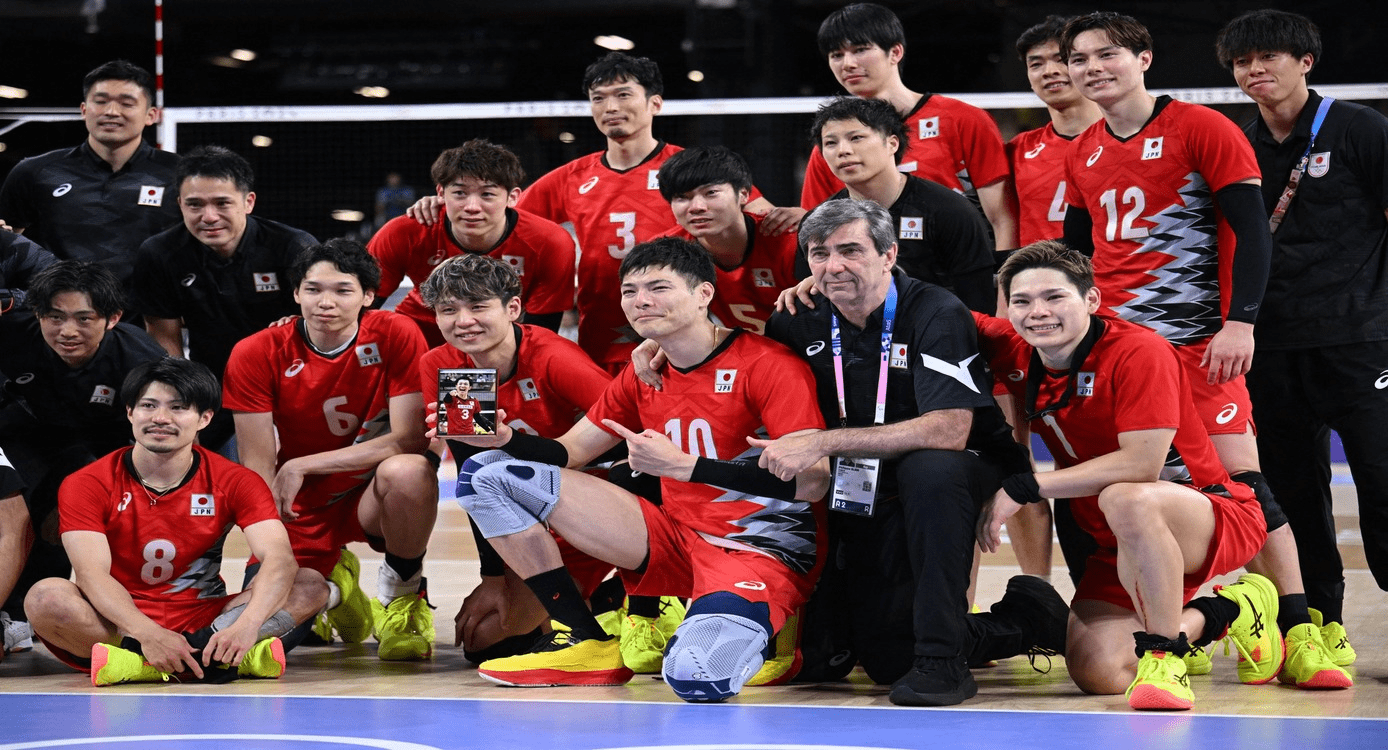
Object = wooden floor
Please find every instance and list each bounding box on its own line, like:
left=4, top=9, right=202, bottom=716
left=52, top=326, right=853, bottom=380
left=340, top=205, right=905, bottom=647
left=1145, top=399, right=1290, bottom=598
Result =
left=4, top=480, right=1387, bottom=721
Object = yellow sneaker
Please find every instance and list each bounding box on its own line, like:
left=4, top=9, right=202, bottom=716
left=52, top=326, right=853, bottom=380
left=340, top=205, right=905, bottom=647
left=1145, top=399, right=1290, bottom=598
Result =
left=620, top=596, right=685, bottom=674
left=236, top=637, right=287, bottom=679
left=746, top=608, right=802, bottom=686
left=1182, top=644, right=1212, bottom=675
left=326, top=549, right=374, bottom=643
left=1309, top=608, right=1356, bottom=666
left=307, top=610, right=334, bottom=645
left=1213, top=574, right=1285, bottom=684
left=1278, top=623, right=1352, bottom=689
left=479, top=628, right=633, bottom=686
left=1126, top=650, right=1194, bottom=710
left=90, top=643, right=171, bottom=687
left=372, top=589, right=435, bottom=661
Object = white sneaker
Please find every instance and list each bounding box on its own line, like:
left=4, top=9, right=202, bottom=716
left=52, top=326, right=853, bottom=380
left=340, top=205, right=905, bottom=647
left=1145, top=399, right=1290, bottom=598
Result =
left=2, top=611, right=34, bottom=652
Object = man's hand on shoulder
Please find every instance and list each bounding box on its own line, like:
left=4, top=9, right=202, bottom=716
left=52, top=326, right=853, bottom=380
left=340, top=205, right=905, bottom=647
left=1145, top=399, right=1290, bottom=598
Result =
left=406, top=196, right=443, bottom=226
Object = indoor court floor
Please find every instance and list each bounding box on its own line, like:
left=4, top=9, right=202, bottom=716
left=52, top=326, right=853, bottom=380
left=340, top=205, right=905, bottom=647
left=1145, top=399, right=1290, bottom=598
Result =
left=3, top=477, right=1387, bottom=750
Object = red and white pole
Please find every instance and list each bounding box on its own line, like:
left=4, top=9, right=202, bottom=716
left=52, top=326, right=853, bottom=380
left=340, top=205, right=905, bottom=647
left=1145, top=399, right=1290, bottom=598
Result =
left=154, top=0, right=165, bottom=147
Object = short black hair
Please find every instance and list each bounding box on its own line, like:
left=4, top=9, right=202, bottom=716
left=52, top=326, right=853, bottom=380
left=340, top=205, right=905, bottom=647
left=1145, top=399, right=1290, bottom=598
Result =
left=430, top=139, right=525, bottom=191
left=1016, top=15, right=1072, bottom=61
left=418, top=253, right=522, bottom=309
left=27, top=261, right=125, bottom=319
left=811, top=97, right=908, bottom=165
left=1060, top=11, right=1153, bottom=60
left=656, top=146, right=754, bottom=202
left=998, top=239, right=1096, bottom=300
left=582, top=52, right=663, bottom=98
left=817, top=3, right=905, bottom=58
left=1215, top=10, right=1322, bottom=71
left=177, top=145, right=255, bottom=194
left=619, top=237, right=716, bottom=290
left=290, top=238, right=382, bottom=294
left=121, top=357, right=221, bottom=414
left=82, top=60, right=156, bottom=104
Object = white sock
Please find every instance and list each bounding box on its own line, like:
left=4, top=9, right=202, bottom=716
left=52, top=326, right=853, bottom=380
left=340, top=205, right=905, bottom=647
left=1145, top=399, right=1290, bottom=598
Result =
left=326, top=580, right=342, bottom=610
left=376, top=564, right=422, bottom=606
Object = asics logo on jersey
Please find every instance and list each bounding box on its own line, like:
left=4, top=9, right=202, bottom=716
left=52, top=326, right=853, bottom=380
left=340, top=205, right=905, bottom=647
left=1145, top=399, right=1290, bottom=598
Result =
left=734, top=580, right=767, bottom=591
left=1216, top=403, right=1239, bottom=425
left=284, top=359, right=306, bottom=377
left=52, top=183, right=72, bottom=197
left=578, top=177, right=600, bottom=194
left=806, top=341, right=826, bottom=356
left=181, top=274, right=196, bottom=287
left=920, top=353, right=981, bottom=394
left=14, top=373, right=34, bottom=385
left=1025, top=143, right=1046, bottom=159
left=1008, top=369, right=1025, bottom=382
left=1376, top=370, right=1388, bottom=390
left=1086, top=146, right=1103, bottom=167
left=118, top=492, right=132, bottom=512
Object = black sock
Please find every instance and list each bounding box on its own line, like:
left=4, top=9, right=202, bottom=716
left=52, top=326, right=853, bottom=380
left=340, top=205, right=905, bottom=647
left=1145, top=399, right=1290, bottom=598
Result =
left=588, top=577, right=627, bottom=615
left=183, top=626, right=215, bottom=652
left=1278, top=593, right=1312, bottom=633
left=385, top=552, right=425, bottom=582
left=524, top=568, right=608, bottom=641
left=1133, top=630, right=1191, bottom=657
left=1186, top=595, right=1241, bottom=647
left=627, top=595, right=663, bottom=619
left=119, top=636, right=144, bottom=656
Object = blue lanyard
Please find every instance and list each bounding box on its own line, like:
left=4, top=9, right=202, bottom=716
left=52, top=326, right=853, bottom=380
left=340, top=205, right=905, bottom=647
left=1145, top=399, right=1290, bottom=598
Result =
left=830, top=280, right=897, bottom=427
left=1269, top=96, right=1335, bottom=234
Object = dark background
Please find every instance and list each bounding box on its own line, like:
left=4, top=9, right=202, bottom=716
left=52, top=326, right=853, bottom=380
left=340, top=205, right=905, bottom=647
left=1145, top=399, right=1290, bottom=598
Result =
left=2, top=0, right=1385, bottom=238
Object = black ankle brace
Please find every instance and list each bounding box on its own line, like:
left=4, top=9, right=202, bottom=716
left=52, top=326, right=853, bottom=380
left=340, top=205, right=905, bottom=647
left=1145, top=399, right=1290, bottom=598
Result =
left=1133, top=630, right=1192, bottom=659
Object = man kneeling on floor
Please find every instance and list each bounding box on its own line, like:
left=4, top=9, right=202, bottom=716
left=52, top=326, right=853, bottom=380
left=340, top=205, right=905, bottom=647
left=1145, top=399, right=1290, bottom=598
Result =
left=975, top=241, right=1337, bottom=710
left=24, top=358, right=327, bottom=685
left=454, top=237, right=831, bottom=702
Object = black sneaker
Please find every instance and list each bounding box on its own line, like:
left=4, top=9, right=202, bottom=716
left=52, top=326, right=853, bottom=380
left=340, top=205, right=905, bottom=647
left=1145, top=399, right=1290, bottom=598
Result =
left=991, top=575, right=1069, bottom=655
left=888, top=655, right=977, bottom=707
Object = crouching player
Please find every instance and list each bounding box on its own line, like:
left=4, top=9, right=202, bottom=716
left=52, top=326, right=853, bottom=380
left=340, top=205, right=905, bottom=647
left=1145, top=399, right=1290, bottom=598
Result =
left=976, top=242, right=1333, bottom=710
left=453, top=238, right=829, bottom=701
left=24, top=358, right=328, bottom=685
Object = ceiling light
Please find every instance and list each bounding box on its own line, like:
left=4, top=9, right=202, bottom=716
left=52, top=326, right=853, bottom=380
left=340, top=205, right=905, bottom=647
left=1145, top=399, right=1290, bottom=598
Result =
left=251, top=135, right=272, bottom=148
left=687, top=70, right=705, bottom=83
left=230, top=49, right=257, bottom=62
left=332, top=209, right=365, bottom=222
left=594, top=35, right=635, bottom=51
left=0, top=86, right=29, bottom=99
left=353, top=86, right=390, bottom=98
left=558, top=131, right=576, bottom=143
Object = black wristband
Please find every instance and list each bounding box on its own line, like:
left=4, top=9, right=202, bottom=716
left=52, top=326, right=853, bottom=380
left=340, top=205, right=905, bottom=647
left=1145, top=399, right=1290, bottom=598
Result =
left=690, top=457, right=798, bottom=501
left=502, top=431, right=569, bottom=467
left=1001, top=472, right=1045, bottom=505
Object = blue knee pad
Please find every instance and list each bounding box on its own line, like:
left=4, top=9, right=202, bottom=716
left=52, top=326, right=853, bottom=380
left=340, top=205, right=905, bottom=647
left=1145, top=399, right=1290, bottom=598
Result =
left=456, top=451, right=562, bottom=538
left=663, top=592, right=773, bottom=703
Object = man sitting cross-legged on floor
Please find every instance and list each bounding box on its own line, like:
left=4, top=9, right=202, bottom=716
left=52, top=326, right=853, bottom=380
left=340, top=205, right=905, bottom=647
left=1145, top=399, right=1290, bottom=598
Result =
left=24, top=358, right=327, bottom=686
left=452, top=237, right=830, bottom=702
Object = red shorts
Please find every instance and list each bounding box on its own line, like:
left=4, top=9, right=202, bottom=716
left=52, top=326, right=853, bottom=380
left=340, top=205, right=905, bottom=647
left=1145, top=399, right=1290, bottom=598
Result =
left=1175, top=340, right=1255, bottom=436
left=286, top=485, right=370, bottom=576
left=1074, top=483, right=1267, bottom=610
left=619, top=499, right=816, bottom=632
left=39, top=594, right=235, bottom=673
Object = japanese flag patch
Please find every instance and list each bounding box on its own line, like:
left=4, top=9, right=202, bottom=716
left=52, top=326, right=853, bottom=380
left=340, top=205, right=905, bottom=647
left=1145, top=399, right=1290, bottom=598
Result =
left=253, top=272, right=280, bottom=292
left=715, top=369, right=737, bottom=393
left=91, top=385, right=115, bottom=405
left=518, top=378, right=541, bottom=401
left=1308, top=152, right=1330, bottom=178
left=1077, top=371, right=1096, bottom=397
left=890, top=342, right=909, bottom=369
left=191, top=494, right=216, bottom=516
left=899, top=216, right=923, bottom=240
left=138, top=185, right=165, bottom=207
left=919, top=116, right=940, bottom=139
left=503, top=255, right=525, bottom=276
left=356, top=343, right=382, bottom=367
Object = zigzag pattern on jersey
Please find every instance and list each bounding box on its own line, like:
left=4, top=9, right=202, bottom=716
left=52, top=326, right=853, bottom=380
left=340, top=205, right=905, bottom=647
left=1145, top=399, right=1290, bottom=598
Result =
left=165, top=525, right=232, bottom=599
left=705, top=444, right=818, bottom=575
left=1114, top=172, right=1221, bottom=347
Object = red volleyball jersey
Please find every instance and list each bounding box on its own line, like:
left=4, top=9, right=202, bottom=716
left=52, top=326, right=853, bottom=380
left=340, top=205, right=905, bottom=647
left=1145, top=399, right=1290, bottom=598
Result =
left=974, top=313, right=1255, bottom=549
left=368, top=207, right=576, bottom=329
left=659, top=213, right=798, bottom=336
left=420, top=325, right=612, bottom=439
left=801, top=94, right=1010, bottom=209
left=584, top=329, right=826, bottom=573
left=59, top=446, right=279, bottom=624
left=1064, top=99, right=1261, bottom=346
left=222, top=310, right=427, bottom=509
left=1008, top=122, right=1081, bottom=245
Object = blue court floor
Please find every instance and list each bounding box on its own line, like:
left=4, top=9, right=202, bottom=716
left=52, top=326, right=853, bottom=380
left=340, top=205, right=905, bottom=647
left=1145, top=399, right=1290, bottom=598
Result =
left=1, top=692, right=1386, bottom=750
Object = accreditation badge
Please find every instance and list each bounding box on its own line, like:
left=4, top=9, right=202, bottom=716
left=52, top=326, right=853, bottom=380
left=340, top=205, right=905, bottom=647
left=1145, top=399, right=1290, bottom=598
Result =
left=830, top=456, right=881, bottom=517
